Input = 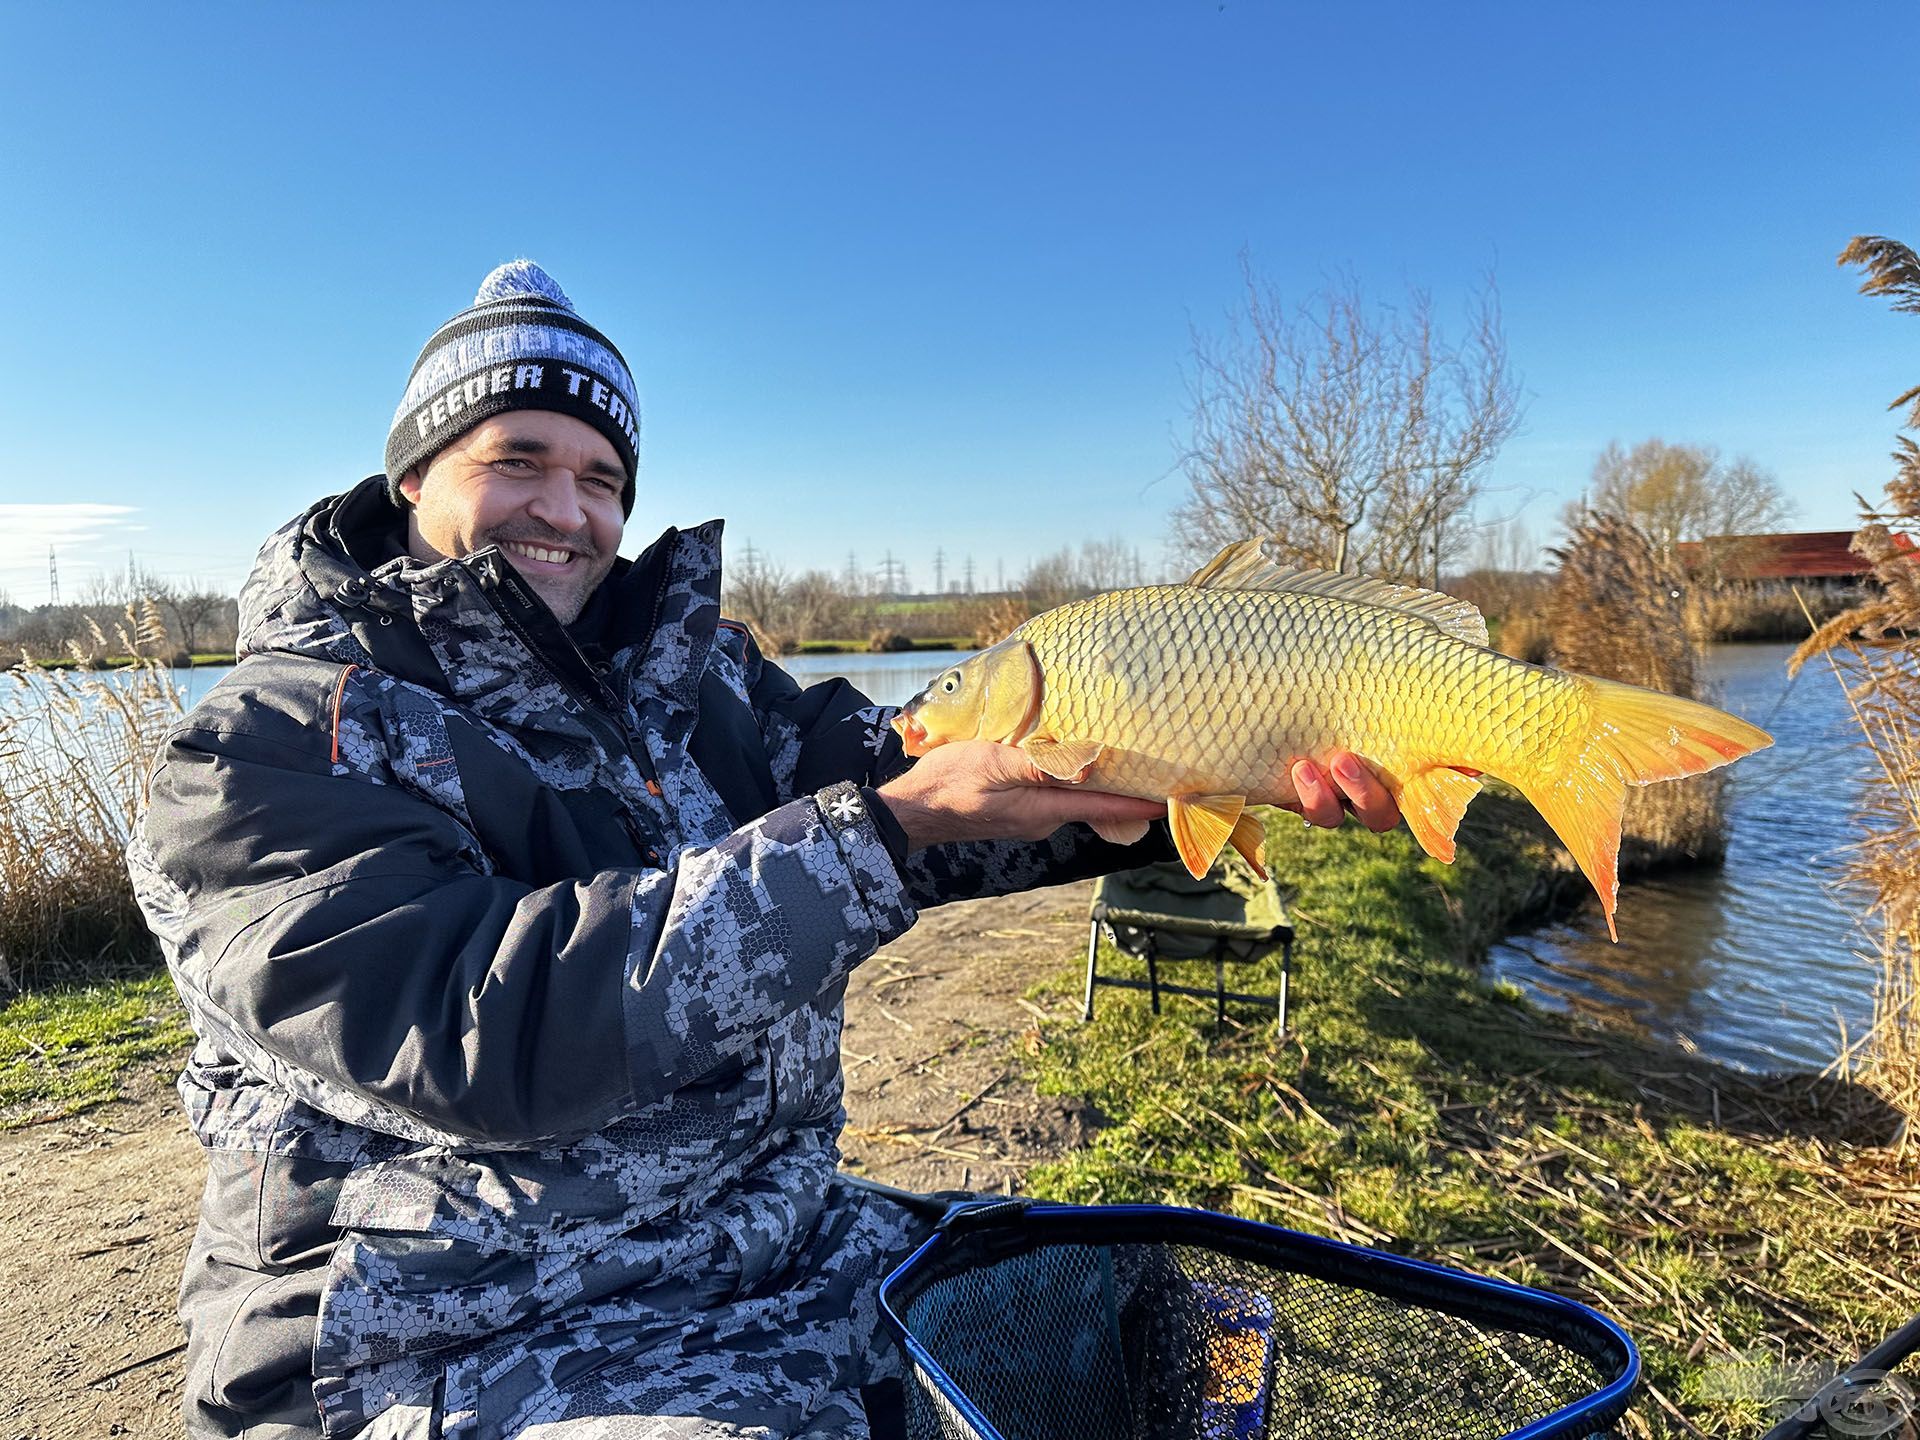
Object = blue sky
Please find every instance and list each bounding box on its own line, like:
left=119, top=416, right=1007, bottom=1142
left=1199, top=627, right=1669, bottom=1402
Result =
left=0, top=4, right=1913, bottom=604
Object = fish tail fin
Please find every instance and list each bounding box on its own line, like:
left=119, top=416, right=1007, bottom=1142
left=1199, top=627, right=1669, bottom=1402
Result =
left=1395, top=766, right=1485, bottom=864
left=1514, top=677, right=1773, bottom=942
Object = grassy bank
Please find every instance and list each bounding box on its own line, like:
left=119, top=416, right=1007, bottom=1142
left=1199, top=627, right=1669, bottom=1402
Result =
left=0, top=971, right=190, bottom=1125
left=1020, top=801, right=1916, bottom=1437
left=25, top=651, right=231, bottom=670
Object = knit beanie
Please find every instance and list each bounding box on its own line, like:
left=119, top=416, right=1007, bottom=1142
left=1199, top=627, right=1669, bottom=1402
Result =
left=385, top=261, right=641, bottom=514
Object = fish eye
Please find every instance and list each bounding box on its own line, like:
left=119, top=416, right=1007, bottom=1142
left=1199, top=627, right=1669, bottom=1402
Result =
left=940, top=672, right=961, bottom=694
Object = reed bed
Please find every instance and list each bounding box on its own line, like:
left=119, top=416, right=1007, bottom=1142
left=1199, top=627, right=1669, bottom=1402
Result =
left=0, top=604, right=183, bottom=990
left=1788, top=234, right=1920, bottom=1131
left=1793, top=512, right=1920, bottom=1132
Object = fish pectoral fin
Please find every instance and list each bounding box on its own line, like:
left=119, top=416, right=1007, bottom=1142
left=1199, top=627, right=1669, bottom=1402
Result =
left=1166, top=793, right=1247, bottom=879
left=1396, top=766, right=1484, bottom=864
left=1021, top=735, right=1105, bottom=782
left=1228, top=809, right=1270, bottom=880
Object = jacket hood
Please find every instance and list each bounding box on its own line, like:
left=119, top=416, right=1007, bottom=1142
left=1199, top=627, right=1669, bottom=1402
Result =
left=236, top=476, right=725, bottom=723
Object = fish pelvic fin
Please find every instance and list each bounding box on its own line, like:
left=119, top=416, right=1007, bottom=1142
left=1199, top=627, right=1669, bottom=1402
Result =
left=1517, top=676, right=1773, bottom=942
left=1091, top=816, right=1153, bottom=847
left=1395, top=766, right=1484, bottom=865
left=1167, top=793, right=1247, bottom=879
left=1228, top=809, right=1269, bottom=880
left=1021, top=735, right=1105, bottom=782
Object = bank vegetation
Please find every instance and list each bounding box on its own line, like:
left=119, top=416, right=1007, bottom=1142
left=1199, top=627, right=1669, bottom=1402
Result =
left=1792, top=233, right=1920, bottom=1128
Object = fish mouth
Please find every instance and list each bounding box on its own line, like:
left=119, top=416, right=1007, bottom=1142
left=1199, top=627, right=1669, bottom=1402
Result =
left=892, top=710, right=930, bottom=756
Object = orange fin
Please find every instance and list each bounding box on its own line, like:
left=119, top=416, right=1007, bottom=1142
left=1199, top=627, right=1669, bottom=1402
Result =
left=1167, top=793, right=1246, bottom=878
left=1397, top=766, right=1484, bottom=864
left=1021, top=735, right=1104, bottom=782
left=1090, top=816, right=1153, bottom=847
left=1228, top=809, right=1269, bottom=880
left=1515, top=676, right=1773, bottom=942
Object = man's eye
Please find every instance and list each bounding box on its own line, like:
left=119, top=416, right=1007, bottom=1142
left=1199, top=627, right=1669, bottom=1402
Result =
left=494, top=457, right=536, bottom=472
left=584, top=475, right=619, bottom=494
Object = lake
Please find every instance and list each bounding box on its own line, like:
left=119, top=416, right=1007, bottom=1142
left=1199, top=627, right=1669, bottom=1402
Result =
left=59, top=642, right=1882, bottom=1072
left=1486, top=642, right=1879, bottom=1073
left=158, top=648, right=966, bottom=713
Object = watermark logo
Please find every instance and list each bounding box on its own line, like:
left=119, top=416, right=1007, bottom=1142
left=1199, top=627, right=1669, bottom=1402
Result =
left=1702, top=1350, right=1917, bottom=1438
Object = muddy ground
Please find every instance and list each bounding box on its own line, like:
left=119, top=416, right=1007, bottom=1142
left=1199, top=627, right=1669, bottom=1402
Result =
left=0, top=880, right=1099, bottom=1440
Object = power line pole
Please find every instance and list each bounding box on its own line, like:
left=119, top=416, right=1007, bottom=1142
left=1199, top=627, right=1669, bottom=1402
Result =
left=933, top=548, right=946, bottom=596
left=48, top=545, right=60, bottom=606
left=963, top=555, right=975, bottom=595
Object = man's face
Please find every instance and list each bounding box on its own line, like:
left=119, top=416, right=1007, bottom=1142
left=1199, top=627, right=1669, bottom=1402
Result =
left=399, top=412, right=626, bottom=624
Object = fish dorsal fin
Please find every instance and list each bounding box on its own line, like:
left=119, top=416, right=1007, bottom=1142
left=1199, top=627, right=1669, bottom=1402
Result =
left=1184, top=537, right=1490, bottom=648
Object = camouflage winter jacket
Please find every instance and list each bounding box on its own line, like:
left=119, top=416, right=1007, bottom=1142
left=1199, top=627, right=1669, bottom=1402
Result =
left=128, top=478, right=1156, bottom=1438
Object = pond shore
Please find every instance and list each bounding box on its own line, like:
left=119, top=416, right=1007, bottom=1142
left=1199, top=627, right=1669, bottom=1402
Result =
left=1, top=801, right=1912, bottom=1436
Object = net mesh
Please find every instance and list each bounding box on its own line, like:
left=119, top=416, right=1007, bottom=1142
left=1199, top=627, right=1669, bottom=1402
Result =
left=894, top=1227, right=1630, bottom=1440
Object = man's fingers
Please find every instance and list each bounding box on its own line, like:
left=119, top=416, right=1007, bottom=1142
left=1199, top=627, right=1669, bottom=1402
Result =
left=1330, top=751, right=1400, bottom=833
left=1289, top=761, right=1345, bottom=828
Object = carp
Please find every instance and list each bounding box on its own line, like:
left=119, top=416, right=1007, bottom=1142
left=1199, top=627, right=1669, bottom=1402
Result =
left=893, top=537, right=1772, bottom=940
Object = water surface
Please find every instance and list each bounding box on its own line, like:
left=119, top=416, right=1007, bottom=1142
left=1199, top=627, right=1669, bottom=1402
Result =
left=1486, top=643, right=1878, bottom=1073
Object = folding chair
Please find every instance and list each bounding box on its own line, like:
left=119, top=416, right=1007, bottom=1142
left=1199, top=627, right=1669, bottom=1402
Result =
left=1084, top=854, right=1294, bottom=1033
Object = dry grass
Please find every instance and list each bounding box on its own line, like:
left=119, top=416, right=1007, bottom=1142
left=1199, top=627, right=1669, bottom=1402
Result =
left=1493, top=611, right=1553, bottom=664
left=968, top=595, right=1032, bottom=648
left=0, top=604, right=182, bottom=991
left=1546, top=513, right=1728, bottom=870
left=1686, top=582, right=1850, bottom=644
left=1788, top=233, right=1920, bottom=1129
left=1793, top=537, right=1920, bottom=1129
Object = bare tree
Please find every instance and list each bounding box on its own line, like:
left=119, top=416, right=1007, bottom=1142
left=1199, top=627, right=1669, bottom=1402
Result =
left=1175, top=262, right=1521, bottom=584
left=722, top=545, right=793, bottom=653
left=1580, top=439, right=1793, bottom=562
left=781, top=570, right=851, bottom=648
left=154, top=582, right=234, bottom=657
left=1018, top=549, right=1082, bottom=610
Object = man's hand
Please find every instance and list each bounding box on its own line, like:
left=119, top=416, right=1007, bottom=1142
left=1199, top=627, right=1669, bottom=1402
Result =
left=876, top=742, right=1402, bottom=853
left=876, top=741, right=1165, bottom=852
left=1286, top=752, right=1400, bottom=832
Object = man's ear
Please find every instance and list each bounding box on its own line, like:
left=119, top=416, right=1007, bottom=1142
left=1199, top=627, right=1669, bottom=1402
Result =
left=397, top=466, right=424, bottom=506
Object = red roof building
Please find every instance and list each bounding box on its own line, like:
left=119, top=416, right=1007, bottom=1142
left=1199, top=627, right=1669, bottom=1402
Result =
left=1673, top=530, right=1917, bottom=582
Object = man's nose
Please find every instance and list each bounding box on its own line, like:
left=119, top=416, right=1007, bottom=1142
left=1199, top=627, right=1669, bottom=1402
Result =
left=526, top=472, right=587, bottom=532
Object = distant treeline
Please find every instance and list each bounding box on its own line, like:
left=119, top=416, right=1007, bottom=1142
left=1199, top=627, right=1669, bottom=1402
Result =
left=1, top=585, right=238, bottom=664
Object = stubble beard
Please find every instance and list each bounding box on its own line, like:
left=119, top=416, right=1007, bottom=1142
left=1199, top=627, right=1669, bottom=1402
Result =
left=486, top=525, right=608, bottom=624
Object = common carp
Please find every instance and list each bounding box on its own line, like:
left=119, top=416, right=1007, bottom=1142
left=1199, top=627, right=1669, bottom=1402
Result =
left=893, top=537, right=1772, bottom=940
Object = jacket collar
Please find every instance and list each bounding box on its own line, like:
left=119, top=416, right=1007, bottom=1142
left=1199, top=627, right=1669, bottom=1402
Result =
left=238, top=476, right=726, bottom=730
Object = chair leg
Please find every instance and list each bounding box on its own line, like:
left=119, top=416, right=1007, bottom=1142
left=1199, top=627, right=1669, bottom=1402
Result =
left=1214, top=944, right=1227, bottom=1034
left=1146, top=945, right=1161, bottom=1014
left=1278, top=937, right=1293, bottom=1037
left=1083, top=922, right=1100, bottom=1023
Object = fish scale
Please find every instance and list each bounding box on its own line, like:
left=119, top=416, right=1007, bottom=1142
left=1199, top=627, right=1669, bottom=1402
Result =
left=895, top=538, right=1771, bottom=939
left=1022, top=584, right=1575, bottom=808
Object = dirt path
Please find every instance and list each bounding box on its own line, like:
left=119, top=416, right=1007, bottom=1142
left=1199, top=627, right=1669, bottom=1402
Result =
left=0, top=881, right=1096, bottom=1439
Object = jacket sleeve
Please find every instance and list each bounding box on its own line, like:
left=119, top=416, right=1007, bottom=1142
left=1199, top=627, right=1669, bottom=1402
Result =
left=130, top=667, right=915, bottom=1151
left=733, top=629, right=1175, bottom=909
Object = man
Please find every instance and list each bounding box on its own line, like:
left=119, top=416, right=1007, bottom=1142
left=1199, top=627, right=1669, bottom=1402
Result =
left=130, top=261, right=1398, bottom=1439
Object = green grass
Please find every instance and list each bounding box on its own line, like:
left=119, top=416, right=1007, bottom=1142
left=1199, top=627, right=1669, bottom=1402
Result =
left=1018, top=798, right=1917, bottom=1437
left=28, top=652, right=230, bottom=670
left=0, top=969, right=191, bottom=1125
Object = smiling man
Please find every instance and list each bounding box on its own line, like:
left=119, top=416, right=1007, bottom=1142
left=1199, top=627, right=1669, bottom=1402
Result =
left=129, top=262, right=1398, bottom=1440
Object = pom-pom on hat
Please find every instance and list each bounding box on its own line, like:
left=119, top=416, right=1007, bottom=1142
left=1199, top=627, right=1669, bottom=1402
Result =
left=385, top=261, right=640, bottom=514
